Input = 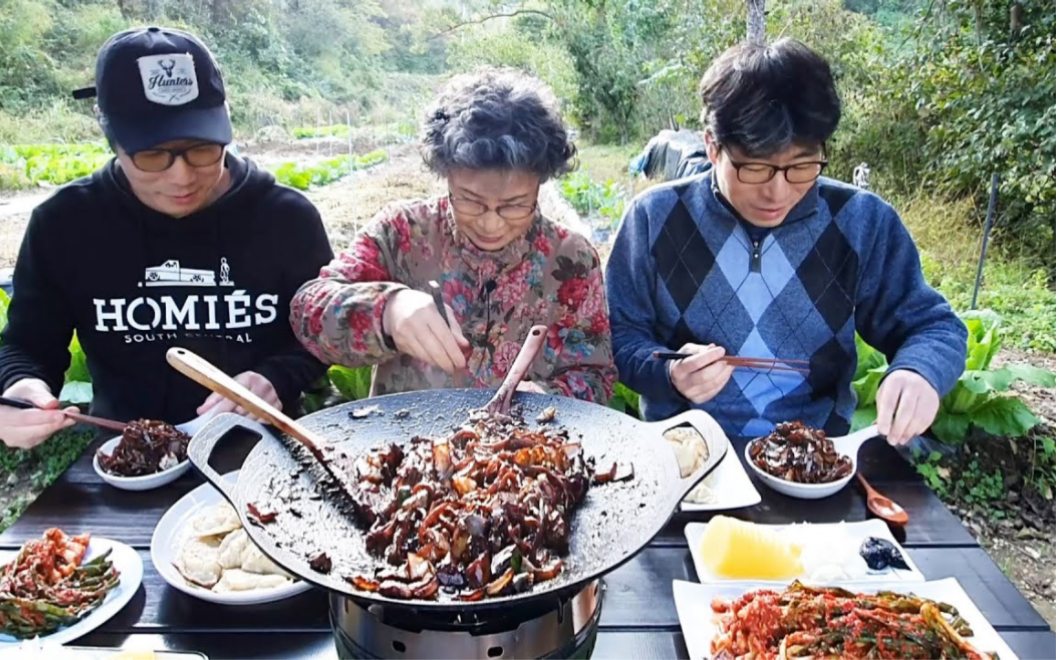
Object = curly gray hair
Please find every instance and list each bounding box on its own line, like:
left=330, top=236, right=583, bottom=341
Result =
left=420, top=67, right=577, bottom=181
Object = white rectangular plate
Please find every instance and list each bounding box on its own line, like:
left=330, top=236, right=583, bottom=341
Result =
left=11, top=643, right=206, bottom=659
left=680, top=453, right=762, bottom=512
left=684, top=518, right=924, bottom=583
left=674, top=578, right=1018, bottom=660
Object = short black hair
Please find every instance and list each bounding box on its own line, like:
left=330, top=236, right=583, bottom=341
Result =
left=420, top=67, right=577, bottom=181
left=699, top=38, right=841, bottom=157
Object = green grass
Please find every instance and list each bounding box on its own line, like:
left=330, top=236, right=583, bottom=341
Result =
left=898, top=192, right=1056, bottom=353
left=923, top=256, right=1054, bottom=353
left=575, top=144, right=647, bottom=193
left=0, top=104, right=100, bottom=146
left=292, top=125, right=351, bottom=139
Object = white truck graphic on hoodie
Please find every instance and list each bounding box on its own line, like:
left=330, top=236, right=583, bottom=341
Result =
left=142, top=259, right=234, bottom=287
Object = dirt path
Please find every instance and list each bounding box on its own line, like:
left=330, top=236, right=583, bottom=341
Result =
left=0, top=191, right=52, bottom=267
left=303, top=144, right=442, bottom=244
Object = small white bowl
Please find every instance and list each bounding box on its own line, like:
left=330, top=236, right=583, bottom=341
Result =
left=92, top=409, right=221, bottom=491
left=744, top=441, right=854, bottom=500
left=93, top=436, right=191, bottom=491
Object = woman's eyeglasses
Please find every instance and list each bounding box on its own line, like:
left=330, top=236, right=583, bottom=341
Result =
left=448, top=193, right=537, bottom=220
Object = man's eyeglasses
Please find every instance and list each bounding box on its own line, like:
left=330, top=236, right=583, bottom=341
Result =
left=722, top=146, right=828, bottom=184
left=130, top=143, right=225, bottom=173
left=448, top=193, right=537, bottom=221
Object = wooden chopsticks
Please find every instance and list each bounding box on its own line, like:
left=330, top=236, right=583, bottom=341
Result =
left=428, top=280, right=471, bottom=388
left=0, top=395, right=127, bottom=432
left=652, top=351, right=810, bottom=374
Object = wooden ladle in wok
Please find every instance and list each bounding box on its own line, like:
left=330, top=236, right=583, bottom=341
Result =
left=481, top=324, right=548, bottom=416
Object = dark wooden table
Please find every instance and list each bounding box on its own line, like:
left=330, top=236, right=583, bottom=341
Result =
left=2, top=432, right=1053, bottom=659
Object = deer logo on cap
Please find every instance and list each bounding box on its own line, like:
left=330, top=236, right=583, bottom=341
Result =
left=158, top=58, right=176, bottom=78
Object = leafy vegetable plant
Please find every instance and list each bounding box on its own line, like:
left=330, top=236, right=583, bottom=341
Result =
left=270, top=150, right=387, bottom=190
left=853, top=310, right=1055, bottom=442
left=557, top=171, right=627, bottom=227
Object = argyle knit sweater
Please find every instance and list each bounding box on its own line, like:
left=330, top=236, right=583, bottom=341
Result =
left=605, top=173, right=967, bottom=439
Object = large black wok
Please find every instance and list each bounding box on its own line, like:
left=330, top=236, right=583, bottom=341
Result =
left=186, top=388, right=727, bottom=612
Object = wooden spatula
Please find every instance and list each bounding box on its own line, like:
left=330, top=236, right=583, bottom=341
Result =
left=165, top=347, right=361, bottom=500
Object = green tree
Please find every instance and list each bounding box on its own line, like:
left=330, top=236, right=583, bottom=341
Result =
left=844, top=0, right=1056, bottom=269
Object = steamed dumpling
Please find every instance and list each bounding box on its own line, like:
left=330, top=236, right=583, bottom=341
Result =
left=190, top=502, right=241, bottom=537
left=175, top=536, right=223, bottom=587
left=241, top=541, right=292, bottom=578
left=212, top=569, right=291, bottom=592
left=685, top=472, right=719, bottom=504
left=665, top=427, right=708, bottom=477
left=218, top=529, right=250, bottom=569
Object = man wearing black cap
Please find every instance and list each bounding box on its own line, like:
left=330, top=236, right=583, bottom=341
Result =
left=0, top=27, right=334, bottom=448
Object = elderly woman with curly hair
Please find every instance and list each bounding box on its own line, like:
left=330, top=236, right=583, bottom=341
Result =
left=290, top=68, right=616, bottom=403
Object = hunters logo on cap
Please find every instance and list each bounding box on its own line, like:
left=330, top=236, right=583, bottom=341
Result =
left=137, top=53, right=199, bottom=106
left=73, top=26, right=232, bottom=154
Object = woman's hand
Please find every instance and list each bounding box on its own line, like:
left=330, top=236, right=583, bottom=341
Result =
left=383, top=289, right=471, bottom=374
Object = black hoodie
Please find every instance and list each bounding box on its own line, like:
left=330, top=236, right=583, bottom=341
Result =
left=0, top=155, right=333, bottom=424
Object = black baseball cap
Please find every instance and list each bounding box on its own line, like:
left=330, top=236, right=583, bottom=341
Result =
left=73, top=26, right=232, bottom=154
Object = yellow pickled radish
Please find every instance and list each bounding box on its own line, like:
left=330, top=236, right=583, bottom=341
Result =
left=699, top=515, right=803, bottom=579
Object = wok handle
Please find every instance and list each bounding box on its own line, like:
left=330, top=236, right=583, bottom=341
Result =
left=185, top=412, right=271, bottom=506
left=167, top=346, right=330, bottom=459
left=645, top=409, right=731, bottom=508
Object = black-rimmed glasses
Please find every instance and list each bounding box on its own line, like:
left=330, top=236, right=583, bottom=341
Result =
left=722, top=146, right=828, bottom=184
left=130, top=143, right=225, bottom=172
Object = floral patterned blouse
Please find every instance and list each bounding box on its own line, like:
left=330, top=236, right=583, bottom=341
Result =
left=290, top=196, right=616, bottom=403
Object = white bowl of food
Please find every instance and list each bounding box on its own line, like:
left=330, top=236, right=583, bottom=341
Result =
left=93, top=410, right=220, bottom=491
left=744, top=421, right=856, bottom=499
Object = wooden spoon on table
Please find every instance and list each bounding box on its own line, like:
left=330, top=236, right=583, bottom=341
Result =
left=858, top=473, right=909, bottom=526
left=828, top=424, right=909, bottom=526
left=165, top=347, right=362, bottom=501
left=0, top=396, right=126, bottom=433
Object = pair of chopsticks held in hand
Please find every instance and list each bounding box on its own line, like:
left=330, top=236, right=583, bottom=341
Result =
left=652, top=350, right=809, bottom=374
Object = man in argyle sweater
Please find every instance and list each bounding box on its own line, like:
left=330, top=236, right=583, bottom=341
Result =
left=605, top=38, right=967, bottom=445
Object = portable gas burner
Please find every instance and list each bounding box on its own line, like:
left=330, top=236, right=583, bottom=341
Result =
left=331, top=580, right=604, bottom=659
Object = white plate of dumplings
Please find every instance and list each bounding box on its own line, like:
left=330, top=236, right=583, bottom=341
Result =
left=150, top=470, right=314, bottom=605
